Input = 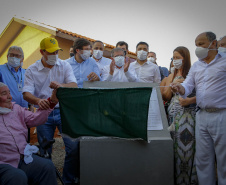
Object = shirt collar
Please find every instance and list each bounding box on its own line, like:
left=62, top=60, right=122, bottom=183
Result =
left=37, top=59, right=60, bottom=71
left=199, top=52, right=222, bottom=64
left=73, top=56, right=87, bottom=64
left=135, top=60, right=150, bottom=66
left=6, top=63, right=22, bottom=72
left=92, top=56, right=102, bottom=63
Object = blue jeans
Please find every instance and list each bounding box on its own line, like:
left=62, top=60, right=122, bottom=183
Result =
left=37, top=108, right=62, bottom=156
left=37, top=108, right=80, bottom=184
left=0, top=155, right=57, bottom=185
left=62, top=138, right=80, bottom=184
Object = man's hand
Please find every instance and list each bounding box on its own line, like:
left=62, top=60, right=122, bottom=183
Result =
left=87, top=72, right=100, bottom=81
left=49, top=81, right=63, bottom=89
left=124, top=57, right=130, bottom=73
left=37, top=99, right=50, bottom=110
left=170, top=82, right=185, bottom=95
left=179, top=97, right=189, bottom=107
left=109, top=58, right=115, bottom=75
left=50, top=89, right=58, bottom=104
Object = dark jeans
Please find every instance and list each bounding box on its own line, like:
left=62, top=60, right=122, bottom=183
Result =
left=37, top=108, right=80, bottom=184
left=62, top=138, right=80, bottom=185
left=37, top=108, right=62, bottom=156
left=0, top=154, right=57, bottom=185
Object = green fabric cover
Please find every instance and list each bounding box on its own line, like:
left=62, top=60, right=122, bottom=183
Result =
left=57, top=87, right=152, bottom=141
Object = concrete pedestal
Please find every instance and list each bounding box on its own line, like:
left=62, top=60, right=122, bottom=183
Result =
left=79, top=82, right=174, bottom=185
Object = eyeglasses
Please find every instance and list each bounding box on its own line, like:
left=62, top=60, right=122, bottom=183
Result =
left=8, top=53, right=22, bottom=58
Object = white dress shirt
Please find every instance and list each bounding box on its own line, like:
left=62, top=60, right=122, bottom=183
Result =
left=129, top=61, right=161, bottom=83
left=102, top=65, right=136, bottom=82
left=181, top=52, right=226, bottom=109
left=92, top=56, right=112, bottom=75
left=23, top=59, right=77, bottom=107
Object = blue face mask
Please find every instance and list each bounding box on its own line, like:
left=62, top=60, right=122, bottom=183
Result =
left=218, top=47, right=226, bottom=53
left=8, top=57, right=21, bottom=67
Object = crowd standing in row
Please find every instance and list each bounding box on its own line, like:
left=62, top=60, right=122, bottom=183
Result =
left=0, top=32, right=226, bottom=185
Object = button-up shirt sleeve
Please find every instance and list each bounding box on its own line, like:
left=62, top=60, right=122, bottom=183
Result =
left=22, top=68, right=35, bottom=94
left=24, top=108, right=53, bottom=128
left=64, top=62, right=77, bottom=84
left=127, top=62, right=139, bottom=82
left=124, top=70, right=138, bottom=82
left=153, top=66, right=161, bottom=84
left=180, top=64, right=196, bottom=99
left=101, top=65, right=112, bottom=81
left=92, top=60, right=101, bottom=80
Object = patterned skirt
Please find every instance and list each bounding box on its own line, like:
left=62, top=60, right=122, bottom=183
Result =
left=168, top=95, right=198, bottom=185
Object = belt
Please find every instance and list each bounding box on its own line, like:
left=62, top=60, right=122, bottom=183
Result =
left=196, top=106, right=225, bottom=113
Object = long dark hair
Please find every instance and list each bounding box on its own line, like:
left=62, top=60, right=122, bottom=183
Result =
left=173, top=46, right=191, bottom=80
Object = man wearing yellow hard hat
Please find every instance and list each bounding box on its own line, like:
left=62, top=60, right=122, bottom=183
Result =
left=23, top=37, right=78, bottom=183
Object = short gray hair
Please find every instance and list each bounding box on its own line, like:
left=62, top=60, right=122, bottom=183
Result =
left=111, top=48, right=125, bottom=57
left=7, top=46, right=24, bottom=58
left=206, top=32, right=216, bottom=42
left=218, top=35, right=226, bottom=41
left=0, top=82, right=7, bottom=88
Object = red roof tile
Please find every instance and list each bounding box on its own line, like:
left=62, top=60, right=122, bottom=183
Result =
left=56, top=28, right=136, bottom=55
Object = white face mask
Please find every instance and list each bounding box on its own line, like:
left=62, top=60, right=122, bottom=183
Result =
left=80, top=50, right=91, bottom=61
left=114, top=56, right=125, bottom=67
left=170, top=67, right=175, bottom=74
left=195, top=41, right=215, bottom=60
left=8, top=57, right=21, bottom=67
left=46, top=54, right=58, bottom=65
left=218, top=47, right=226, bottom=53
left=147, top=57, right=156, bottom=63
left=93, top=50, right=103, bottom=60
left=173, top=59, right=183, bottom=69
left=137, top=50, right=148, bottom=61
left=0, top=107, right=12, bottom=114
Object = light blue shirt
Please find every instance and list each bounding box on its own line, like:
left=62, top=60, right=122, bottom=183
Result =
left=0, top=63, right=28, bottom=108
left=159, top=66, right=169, bottom=77
left=181, top=52, right=226, bottom=109
left=66, top=57, right=101, bottom=88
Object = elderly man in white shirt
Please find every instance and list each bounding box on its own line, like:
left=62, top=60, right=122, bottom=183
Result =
left=171, top=31, right=226, bottom=185
left=129, top=42, right=161, bottom=84
left=91, top=40, right=112, bottom=75
left=102, top=48, right=136, bottom=82
left=22, top=37, right=79, bottom=184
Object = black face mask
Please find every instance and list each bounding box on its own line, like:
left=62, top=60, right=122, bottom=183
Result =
left=70, top=53, right=74, bottom=57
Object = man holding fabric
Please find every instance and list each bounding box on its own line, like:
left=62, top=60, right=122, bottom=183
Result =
left=0, top=46, right=28, bottom=108
left=171, top=31, right=226, bottom=185
left=91, top=40, right=111, bottom=76
left=129, top=42, right=161, bottom=84
left=0, top=82, right=58, bottom=185
left=23, top=37, right=78, bottom=184
left=102, top=47, right=136, bottom=82
left=66, top=38, right=101, bottom=87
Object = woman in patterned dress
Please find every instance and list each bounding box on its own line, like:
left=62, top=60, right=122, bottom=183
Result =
left=160, top=46, right=198, bottom=185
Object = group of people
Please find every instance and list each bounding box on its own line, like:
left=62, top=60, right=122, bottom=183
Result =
left=0, top=31, right=225, bottom=185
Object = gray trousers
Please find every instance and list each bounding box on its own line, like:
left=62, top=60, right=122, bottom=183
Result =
left=0, top=154, right=57, bottom=185
left=196, top=109, right=226, bottom=185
